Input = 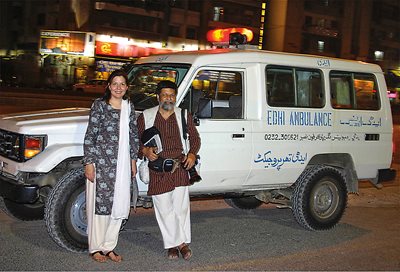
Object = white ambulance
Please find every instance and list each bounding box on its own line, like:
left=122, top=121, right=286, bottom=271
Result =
left=0, top=47, right=395, bottom=252
left=130, top=48, right=395, bottom=229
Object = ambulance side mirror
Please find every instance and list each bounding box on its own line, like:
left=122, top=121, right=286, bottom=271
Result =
left=195, top=98, right=212, bottom=124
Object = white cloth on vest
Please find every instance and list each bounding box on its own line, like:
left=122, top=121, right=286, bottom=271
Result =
left=143, top=106, right=189, bottom=154
left=111, top=99, right=131, bottom=219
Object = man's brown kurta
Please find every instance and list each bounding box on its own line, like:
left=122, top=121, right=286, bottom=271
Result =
left=137, top=110, right=201, bottom=196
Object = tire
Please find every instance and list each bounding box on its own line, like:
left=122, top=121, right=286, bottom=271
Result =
left=292, top=165, right=348, bottom=231
left=0, top=197, right=44, bottom=221
left=45, top=168, right=88, bottom=252
left=224, top=196, right=263, bottom=210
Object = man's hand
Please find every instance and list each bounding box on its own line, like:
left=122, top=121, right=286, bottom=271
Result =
left=143, top=147, right=159, bottom=161
left=85, top=163, right=95, bottom=182
left=131, top=160, right=137, bottom=176
left=182, top=153, right=196, bottom=170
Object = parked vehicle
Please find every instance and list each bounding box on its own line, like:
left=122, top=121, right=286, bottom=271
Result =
left=72, top=79, right=107, bottom=93
left=0, top=46, right=395, bottom=252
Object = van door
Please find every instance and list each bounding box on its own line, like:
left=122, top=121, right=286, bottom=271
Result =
left=179, top=68, right=251, bottom=193
left=248, top=65, right=328, bottom=187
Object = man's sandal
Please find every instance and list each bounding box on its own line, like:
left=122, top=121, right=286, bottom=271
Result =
left=179, top=245, right=192, bottom=260
left=167, top=248, right=179, bottom=260
left=106, top=251, right=122, bottom=262
left=90, top=251, right=107, bottom=263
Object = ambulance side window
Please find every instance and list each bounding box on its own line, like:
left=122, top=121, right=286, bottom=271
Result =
left=181, top=70, right=243, bottom=119
left=330, top=71, right=380, bottom=110
left=266, top=66, right=324, bottom=108
left=330, top=73, right=353, bottom=108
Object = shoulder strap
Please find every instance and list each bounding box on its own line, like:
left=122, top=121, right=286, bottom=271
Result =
left=174, top=107, right=188, bottom=154
left=181, top=108, right=188, bottom=140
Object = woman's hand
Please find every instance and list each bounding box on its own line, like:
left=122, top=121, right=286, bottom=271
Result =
left=131, top=160, right=137, bottom=176
left=142, top=147, right=159, bottom=161
left=85, top=164, right=95, bottom=182
left=182, top=153, right=196, bottom=170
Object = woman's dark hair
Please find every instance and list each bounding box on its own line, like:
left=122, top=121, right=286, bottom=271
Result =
left=102, top=69, right=129, bottom=102
left=156, top=80, right=178, bottom=95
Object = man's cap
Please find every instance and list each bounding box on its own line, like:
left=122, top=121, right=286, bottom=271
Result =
left=156, top=80, right=177, bottom=95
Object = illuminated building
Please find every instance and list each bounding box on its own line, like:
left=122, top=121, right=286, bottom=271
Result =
left=0, top=0, right=398, bottom=88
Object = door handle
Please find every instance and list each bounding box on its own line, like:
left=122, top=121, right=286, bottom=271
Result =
left=232, top=134, right=245, bottom=138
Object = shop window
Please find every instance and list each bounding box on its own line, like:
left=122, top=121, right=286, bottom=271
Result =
left=186, top=27, right=197, bottom=39
left=188, top=0, right=201, bottom=11
left=37, top=13, right=46, bottom=26
left=305, top=16, right=312, bottom=27
left=169, top=25, right=180, bottom=37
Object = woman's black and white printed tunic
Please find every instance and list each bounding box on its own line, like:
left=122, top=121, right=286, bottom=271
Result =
left=83, top=98, right=139, bottom=215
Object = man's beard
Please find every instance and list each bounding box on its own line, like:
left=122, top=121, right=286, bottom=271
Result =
left=160, top=101, right=175, bottom=111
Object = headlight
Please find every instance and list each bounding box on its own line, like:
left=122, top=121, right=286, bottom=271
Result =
left=0, top=129, right=47, bottom=162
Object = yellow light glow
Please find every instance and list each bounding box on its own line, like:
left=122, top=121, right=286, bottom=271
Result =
left=25, top=149, right=41, bottom=159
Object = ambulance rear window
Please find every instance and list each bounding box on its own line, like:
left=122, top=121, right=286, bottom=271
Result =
left=330, top=71, right=380, bottom=110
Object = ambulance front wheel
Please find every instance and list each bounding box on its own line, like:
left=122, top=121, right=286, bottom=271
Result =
left=44, top=168, right=88, bottom=252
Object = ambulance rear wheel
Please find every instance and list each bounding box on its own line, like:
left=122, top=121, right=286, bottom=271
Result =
left=292, top=165, right=347, bottom=230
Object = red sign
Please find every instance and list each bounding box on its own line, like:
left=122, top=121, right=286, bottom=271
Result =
left=207, top=28, right=254, bottom=43
left=96, top=41, right=174, bottom=58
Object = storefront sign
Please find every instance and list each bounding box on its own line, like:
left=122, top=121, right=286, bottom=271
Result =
left=96, top=60, right=125, bottom=72
left=95, top=41, right=173, bottom=58
left=39, top=30, right=95, bottom=57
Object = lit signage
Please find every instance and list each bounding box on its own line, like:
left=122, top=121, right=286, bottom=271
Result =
left=259, top=2, right=266, bottom=49
left=95, top=41, right=174, bottom=58
left=206, top=28, right=254, bottom=43
left=96, top=60, right=125, bottom=72
left=39, top=30, right=95, bottom=57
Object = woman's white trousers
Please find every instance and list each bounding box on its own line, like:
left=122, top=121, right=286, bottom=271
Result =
left=86, top=180, right=122, bottom=254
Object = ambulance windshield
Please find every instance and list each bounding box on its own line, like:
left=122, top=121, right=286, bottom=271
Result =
left=126, top=63, right=191, bottom=110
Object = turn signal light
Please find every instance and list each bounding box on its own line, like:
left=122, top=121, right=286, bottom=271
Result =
left=24, top=149, right=41, bottom=158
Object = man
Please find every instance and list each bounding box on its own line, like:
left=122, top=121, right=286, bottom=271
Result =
left=137, top=80, right=201, bottom=260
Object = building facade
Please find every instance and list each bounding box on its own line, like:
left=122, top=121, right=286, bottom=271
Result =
left=265, top=0, right=400, bottom=74
left=0, top=0, right=398, bottom=89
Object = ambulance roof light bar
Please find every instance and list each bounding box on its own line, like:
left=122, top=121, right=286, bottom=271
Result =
left=229, top=32, right=247, bottom=47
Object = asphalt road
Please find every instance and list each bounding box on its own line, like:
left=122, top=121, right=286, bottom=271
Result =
left=0, top=184, right=399, bottom=271
left=0, top=88, right=399, bottom=271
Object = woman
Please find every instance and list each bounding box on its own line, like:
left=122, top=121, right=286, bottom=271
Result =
left=83, top=70, right=139, bottom=263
